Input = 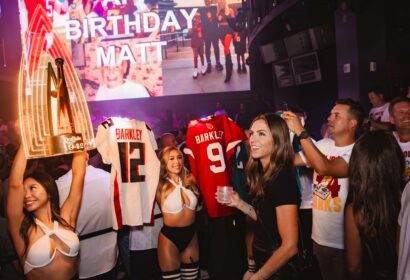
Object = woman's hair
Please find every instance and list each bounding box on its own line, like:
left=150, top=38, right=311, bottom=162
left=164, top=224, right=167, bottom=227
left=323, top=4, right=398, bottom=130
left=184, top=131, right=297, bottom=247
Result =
left=348, top=130, right=404, bottom=260
left=158, top=146, right=198, bottom=196
left=20, top=172, right=73, bottom=257
left=246, top=113, right=294, bottom=198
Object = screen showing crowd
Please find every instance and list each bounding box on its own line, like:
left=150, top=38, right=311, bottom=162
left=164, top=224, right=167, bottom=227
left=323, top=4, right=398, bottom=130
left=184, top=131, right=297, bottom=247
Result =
left=19, top=0, right=249, bottom=101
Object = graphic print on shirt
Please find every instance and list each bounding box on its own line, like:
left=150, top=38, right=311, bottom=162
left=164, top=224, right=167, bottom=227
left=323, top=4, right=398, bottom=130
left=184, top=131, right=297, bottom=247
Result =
left=313, top=156, right=342, bottom=213
left=394, top=133, right=410, bottom=183
left=313, top=175, right=341, bottom=212
left=369, top=111, right=383, bottom=122
left=369, top=103, right=390, bottom=124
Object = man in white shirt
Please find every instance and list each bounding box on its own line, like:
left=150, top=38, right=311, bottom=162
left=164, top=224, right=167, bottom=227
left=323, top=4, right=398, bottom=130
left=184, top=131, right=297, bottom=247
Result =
left=368, top=87, right=391, bottom=131
left=283, top=99, right=364, bottom=280
left=56, top=157, right=118, bottom=279
left=390, top=96, right=410, bottom=183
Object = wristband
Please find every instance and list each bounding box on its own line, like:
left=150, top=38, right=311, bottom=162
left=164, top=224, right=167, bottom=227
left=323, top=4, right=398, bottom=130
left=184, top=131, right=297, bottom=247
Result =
left=298, top=130, right=310, bottom=140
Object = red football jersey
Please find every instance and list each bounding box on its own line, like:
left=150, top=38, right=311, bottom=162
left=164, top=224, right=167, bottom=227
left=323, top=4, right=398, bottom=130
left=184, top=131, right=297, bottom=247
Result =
left=184, top=115, right=247, bottom=218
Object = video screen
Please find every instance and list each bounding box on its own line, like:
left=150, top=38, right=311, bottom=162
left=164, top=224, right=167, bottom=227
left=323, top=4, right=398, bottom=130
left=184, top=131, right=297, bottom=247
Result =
left=17, top=0, right=249, bottom=102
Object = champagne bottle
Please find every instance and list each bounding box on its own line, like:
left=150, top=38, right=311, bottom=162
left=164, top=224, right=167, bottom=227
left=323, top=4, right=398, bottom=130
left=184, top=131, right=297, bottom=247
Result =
left=45, top=58, right=84, bottom=155
left=55, top=58, right=76, bottom=135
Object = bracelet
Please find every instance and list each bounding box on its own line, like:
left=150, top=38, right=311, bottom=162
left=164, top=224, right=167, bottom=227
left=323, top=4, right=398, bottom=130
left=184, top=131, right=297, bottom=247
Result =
left=245, top=204, right=254, bottom=216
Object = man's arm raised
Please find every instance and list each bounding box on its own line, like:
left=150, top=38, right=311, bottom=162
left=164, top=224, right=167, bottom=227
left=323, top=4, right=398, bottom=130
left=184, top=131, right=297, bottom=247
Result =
left=283, top=111, right=349, bottom=177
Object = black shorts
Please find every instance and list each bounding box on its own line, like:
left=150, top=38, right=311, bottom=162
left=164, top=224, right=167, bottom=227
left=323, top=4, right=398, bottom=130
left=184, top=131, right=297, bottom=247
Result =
left=160, top=224, right=196, bottom=252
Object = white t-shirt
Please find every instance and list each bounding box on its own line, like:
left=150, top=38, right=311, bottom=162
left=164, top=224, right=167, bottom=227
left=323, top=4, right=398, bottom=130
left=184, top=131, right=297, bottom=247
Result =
left=129, top=202, right=163, bottom=251
left=298, top=167, right=314, bottom=209
left=300, top=138, right=354, bottom=249
left=56, top=166, right=118, bottom=278
left=398, top=181, right=410, bottom=280
left=369, top=102, right=390, bottom=123
left=95, top=117, right=160, bottom=229
left=394, top=132, right=410, bottom=183
left=96, top=80, right=150, bottom=101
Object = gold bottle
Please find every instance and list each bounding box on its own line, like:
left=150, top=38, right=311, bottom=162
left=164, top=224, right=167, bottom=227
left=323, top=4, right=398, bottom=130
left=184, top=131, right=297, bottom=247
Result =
left=45, top=58, right=84, bottom=155
left=18, top=3, right=95, bottom=158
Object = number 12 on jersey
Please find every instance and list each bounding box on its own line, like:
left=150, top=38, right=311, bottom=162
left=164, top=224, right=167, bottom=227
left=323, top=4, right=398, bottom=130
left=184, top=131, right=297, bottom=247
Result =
left=118, top=142, right=145, bottom=183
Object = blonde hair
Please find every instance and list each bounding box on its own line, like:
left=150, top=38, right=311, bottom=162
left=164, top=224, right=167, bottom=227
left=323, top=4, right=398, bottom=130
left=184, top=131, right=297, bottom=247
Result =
left=158, top=146, right=198, bottom=196
left=217, top=0, right=232, bottom=16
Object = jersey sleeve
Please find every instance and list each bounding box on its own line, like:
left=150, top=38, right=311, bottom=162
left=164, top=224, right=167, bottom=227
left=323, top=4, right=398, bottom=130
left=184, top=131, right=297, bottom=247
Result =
left=95, top=118, right=114, bottom=164
left=184, top=125, right=199, bottom=182
left=223, top=116, right=247, bottom=156
left=145, top=123, right=158, bottom=151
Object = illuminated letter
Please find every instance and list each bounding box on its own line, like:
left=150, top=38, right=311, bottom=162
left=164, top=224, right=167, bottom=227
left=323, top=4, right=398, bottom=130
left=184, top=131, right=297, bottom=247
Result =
left=161, top=10, right=181, bottom=31
left=136, top=42, right=150, bottom=63
left=143, top=12, right=160, bottom=33
left=89, top=17, right=108, bottom=38
left=107, top=15, right=122, bottom=35
left=124, top=14, right=141, bottom=34
left=180, top=8, right=198, bottom=29
left=96, top=45, right=116, bottom=67
left=119, top=45, right=136, bottom=65
left=150, top=41, right=167, bottom=61
left=65, top=19, right=82, bottom=40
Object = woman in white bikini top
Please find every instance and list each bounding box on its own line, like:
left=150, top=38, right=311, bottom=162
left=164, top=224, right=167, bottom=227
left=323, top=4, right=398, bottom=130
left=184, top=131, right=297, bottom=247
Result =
left=157, top=146, right=200, bottom=280
left=161, top=177, right=198, bottom=214
left=7, top=146, right=88, bottom=280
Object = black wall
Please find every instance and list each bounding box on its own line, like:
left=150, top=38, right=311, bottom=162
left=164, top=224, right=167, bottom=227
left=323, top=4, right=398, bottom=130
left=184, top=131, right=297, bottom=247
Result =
left=247, top=1, right=337, bottom=138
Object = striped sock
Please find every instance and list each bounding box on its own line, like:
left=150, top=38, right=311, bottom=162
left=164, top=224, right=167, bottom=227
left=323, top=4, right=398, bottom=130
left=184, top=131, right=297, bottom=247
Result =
left=181, top=262, right=199, bottom=280
left=248, top=257, right=256, bottom=273
left=162, top=269, right=181, bottom=280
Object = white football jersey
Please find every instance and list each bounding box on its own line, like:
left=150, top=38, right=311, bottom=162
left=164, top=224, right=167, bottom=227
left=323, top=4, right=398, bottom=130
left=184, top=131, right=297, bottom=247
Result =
left=96, top=117, right=159, bottom=229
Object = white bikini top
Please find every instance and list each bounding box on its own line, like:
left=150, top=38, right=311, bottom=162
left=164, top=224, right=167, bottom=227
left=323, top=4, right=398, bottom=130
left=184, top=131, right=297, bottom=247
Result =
left=24, top=218, right=80, bottom=274
left=162, top=177, right=198, bottom=214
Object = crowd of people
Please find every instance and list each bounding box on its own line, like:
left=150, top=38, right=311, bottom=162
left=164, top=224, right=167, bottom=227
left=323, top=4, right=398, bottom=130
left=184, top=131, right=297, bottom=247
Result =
left=188, top=3, right=248, bottom=83
left=0, top=90, right=410, bottom=280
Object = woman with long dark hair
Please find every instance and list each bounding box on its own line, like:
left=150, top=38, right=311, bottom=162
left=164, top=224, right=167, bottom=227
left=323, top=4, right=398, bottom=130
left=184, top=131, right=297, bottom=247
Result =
left=345, top=130, right=404, bottom=280
left=7, top=146, right=87, bottom=280
left=224, top=113, right=300, bottom=280
left=156, top=146, right=200, bottom=280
